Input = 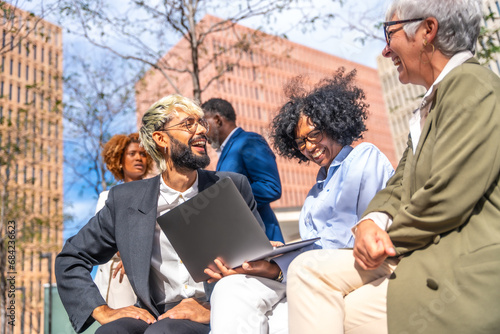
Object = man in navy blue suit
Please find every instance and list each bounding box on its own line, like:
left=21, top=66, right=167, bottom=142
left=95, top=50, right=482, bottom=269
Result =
left=202, top=98, right=284, bottom=242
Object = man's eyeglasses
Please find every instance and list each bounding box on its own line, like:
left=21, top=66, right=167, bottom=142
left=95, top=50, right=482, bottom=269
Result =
left=294, top=129, right=323, bottom=151
left=383, top=18, right=424, bottom=46
left=159, top=117, right=209, bottom=134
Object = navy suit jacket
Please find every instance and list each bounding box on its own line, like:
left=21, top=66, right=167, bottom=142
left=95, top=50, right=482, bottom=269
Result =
left=55, top=170, right=263, bottom=333
left=217, top=128, right=283, bottom=242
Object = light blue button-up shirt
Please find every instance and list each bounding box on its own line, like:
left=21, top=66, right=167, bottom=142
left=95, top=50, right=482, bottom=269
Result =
left=274, top=142, right=394, bottom=281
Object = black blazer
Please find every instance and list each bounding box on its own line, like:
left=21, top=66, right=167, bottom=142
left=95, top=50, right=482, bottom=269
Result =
left=55, top=170, right=263, bottom=333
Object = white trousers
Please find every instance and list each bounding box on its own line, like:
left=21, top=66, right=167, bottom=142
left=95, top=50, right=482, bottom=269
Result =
left=210, top=274, right=287, bottom=334
left=287, top=249, right=399, bottom=334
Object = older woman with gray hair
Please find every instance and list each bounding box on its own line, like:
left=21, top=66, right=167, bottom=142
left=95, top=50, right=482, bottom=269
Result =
left=287, top=0, right=500, bottom=333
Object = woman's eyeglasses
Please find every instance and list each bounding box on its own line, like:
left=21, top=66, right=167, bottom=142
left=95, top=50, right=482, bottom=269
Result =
left=383, top=18, right=424, bottom=46
left=294, top=129, right=323, bottom=151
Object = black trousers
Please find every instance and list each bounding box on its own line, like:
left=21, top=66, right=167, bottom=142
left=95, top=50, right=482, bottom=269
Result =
left=95, top=317, right=210, bottom=334
left=95, top=302, right=210, bottom=334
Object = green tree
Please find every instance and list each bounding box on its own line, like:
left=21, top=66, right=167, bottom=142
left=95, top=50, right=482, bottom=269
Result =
left=477, top=12, right=500, bottom=65
left=0, top=0, right=59, bottom=55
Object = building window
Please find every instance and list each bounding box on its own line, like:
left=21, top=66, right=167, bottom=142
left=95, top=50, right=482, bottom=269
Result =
left=10, top=59, right=13, bottom=75
left=17, top=61, right=21, bottom=77
left=9, top=84, right=12, bottom=100
left=33, top=44, right=37, bottom=59
left=17, top=86, right=20, bottom=103
left=1, top=56, right=4, bottom=72
left=26, top=65, right=29, bottom=80
left=41, top=47, right=44, bottom=62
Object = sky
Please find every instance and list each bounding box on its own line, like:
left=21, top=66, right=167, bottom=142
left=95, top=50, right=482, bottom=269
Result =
left=18, top=0, right=391, bottom=238
left=238, top=0, right=390, bottom=68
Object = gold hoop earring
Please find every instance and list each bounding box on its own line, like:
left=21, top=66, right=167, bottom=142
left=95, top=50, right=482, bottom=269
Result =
left=420, top=42, right=435, bottom=64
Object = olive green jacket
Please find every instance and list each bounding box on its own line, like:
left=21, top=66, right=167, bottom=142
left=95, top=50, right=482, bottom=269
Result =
left=364, top=58, right=500, bottom=333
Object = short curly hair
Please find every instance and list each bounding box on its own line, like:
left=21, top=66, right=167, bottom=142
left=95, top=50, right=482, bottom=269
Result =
left=270, top=68, right=368, bottom=163
left=201, top=98, right=237, bottom=122
left=102, top=133, right=154, bottom=181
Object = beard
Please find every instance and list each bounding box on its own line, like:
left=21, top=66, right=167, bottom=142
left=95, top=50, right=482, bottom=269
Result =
left=168, top=134, right=210, bottom=170
left=207, top=126, right=221, bottom=150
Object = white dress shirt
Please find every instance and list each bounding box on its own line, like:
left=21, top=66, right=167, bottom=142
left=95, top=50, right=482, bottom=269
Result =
left=149, top=173, right=206, bottom=307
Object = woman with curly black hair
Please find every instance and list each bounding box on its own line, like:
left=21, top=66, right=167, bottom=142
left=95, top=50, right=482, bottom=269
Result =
left=269, top=68, right=393, bottom=251
left=209, top=68, right=394, bottom=334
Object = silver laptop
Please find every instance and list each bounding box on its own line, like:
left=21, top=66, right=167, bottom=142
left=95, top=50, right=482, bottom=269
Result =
left=157, top=177, right=319, bottom=282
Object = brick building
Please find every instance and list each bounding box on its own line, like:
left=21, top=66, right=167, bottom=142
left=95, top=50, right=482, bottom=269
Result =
left=136, top=15, right=395, bottom=240
left=1, top=3, right=63, bottom=333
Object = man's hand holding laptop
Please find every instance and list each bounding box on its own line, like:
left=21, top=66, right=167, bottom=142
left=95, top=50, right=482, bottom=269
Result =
left=204, top=241, right=284, bottom=284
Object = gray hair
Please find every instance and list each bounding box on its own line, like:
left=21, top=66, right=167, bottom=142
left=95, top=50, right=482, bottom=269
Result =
left=386, top=0, right=482, bottom=57
left=139, top=94, right=204, bottom=172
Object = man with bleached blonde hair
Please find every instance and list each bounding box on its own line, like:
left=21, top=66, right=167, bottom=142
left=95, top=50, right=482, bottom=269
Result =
left=56, top=94, right=264, bottom=334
